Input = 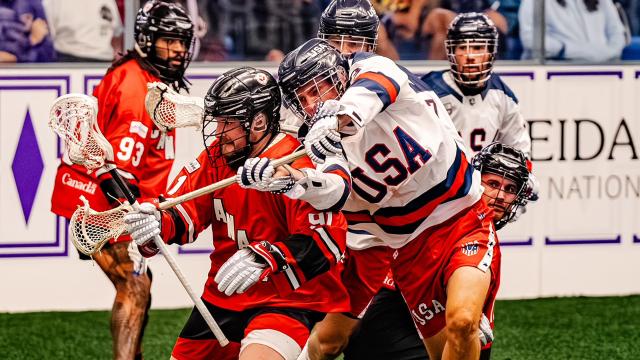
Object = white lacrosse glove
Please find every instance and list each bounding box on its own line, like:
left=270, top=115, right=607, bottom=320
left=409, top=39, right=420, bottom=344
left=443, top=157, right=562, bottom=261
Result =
left=124, top=202, right=161, bottom=258
left=214, top=241, right=290, bottom=296
left=305, top=100, right=342, bottom=164
left=478, top=313, right=494, bottom=346
left=236, top=157, right=295, bottom=194
left=214, top=248, right=266, bottom=296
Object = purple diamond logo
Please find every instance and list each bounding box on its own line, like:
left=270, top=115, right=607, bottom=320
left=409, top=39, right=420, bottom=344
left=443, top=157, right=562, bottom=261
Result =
left=12, top=109, right=44, bottom=224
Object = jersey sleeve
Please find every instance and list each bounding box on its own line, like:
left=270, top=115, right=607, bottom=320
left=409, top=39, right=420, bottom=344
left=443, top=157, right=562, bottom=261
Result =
left=267, top=197, right=347, bottom=294
left=337, top=54, right=408, bottom=133
left=157, top=152, right=215, bottom=245
left=496, top=96, right=531, bottom=158
left=287, top=152, right=352, bottom=212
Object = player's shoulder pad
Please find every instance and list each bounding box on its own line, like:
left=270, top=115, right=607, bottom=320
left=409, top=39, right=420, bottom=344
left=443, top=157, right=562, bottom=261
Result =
left=350, top=52, right=398, bottom=73
left=349, top=52, right=406, bottom=86
left=350, top=51, right=378, bottom=65
left=421, top=70, right=462, bottom=102
left=484, top=73, right=519, bottom=104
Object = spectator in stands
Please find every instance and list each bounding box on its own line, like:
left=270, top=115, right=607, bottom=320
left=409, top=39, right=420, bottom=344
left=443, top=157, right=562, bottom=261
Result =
left=43, top=0, right=123, bottom=62
left=216, top=0, right=322, bottom=61
left=193, top=0, right=225, bottom=61
left=0, top=0, right=55, bottom=62
left=519, top=0, right=626, bottom=62
left=422, top=0, right=508, bottom=59
left=375, top=0, right=430, bottom=59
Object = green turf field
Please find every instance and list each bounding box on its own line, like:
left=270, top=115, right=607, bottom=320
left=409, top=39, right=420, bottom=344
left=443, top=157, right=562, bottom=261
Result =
left=1, top=296, right=639, bottom=359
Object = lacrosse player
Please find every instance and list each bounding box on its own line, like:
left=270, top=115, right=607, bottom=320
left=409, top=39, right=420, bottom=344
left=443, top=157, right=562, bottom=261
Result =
left=242, top=5, right=393, bottom=357
left=50, top=1, right=193, bottom=358
left=276, top=38, right=500, bottom=360
left=345, top=143, right=537, bottom=360
left=344, top=13, right=535, bottom=360
left=124, top=67, right=350, bottom=360
left=421, top=12, right=530, bottom=156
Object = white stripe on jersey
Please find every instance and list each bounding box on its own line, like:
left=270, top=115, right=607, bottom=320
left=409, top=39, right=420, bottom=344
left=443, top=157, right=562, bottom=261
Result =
left=315, top=227, right=342, bottom=262
left=478, top=222, right=496, bottom=273
left=175, top=203, right=195, bottom=244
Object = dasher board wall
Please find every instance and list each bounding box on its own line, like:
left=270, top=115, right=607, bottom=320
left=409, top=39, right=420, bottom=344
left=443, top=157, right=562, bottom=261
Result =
left=1, top=64, right=639, bottom=312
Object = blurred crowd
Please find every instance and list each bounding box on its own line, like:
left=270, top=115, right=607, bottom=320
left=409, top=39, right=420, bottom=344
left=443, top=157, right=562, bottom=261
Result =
left=0, top=0, right=638, bottom=63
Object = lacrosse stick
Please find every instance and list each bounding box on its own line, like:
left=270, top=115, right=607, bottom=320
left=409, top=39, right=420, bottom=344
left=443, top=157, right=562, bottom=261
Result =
left=145, top=82, right=204, bottom=131
left=49, top=93, right=229, bottom=346
left=67, top=148, right=305, bottom=252
left=146, top=82, right=300, bottom=136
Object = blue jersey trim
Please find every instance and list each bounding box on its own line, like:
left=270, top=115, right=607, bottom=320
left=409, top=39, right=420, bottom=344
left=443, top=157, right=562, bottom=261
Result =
left=351, top=73, right=401, bottom=112
left=421, top=71, right=463, bottom=102
left=481, top=73, right=519, bottom=104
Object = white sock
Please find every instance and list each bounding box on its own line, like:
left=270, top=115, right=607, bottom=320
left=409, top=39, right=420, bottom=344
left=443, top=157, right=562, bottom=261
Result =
left=296, top=343, right=310, bottom=360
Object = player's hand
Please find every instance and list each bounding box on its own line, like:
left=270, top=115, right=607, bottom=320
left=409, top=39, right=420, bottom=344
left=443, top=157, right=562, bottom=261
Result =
left=237, top=157, right=295, bottom=194
left=478, top=313, right=494, bottom=346
left=124, top=202, right=161, bottom=257
left=215, top=241, right=290, bottom=296
left=214, top=248, right=268, bottom=296
left=305, top=110, right=341, bottom=164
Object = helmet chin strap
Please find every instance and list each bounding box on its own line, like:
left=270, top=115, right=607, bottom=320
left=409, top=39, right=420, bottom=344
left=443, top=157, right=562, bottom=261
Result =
left=134, top=43, right=147, bottom=58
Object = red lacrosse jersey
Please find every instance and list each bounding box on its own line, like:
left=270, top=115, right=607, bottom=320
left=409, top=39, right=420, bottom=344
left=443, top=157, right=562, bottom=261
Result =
left=51, top=58, right=175, bottom=219
left=161, top=134, right=350, bottom=313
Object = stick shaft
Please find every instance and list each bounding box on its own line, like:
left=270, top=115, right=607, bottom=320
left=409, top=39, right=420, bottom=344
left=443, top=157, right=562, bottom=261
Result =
left=108, top=169, right=229, bottom=346
left=159, top=149, right=306, bottom=210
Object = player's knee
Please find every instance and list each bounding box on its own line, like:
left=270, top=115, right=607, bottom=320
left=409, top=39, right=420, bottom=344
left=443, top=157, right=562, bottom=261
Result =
left=115, top=273, right=151, bottom=307
left=446, top=308, right=479, bottom=341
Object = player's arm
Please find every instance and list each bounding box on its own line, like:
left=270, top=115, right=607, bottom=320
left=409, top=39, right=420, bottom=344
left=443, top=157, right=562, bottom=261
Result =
left=335, top=55, right=408, bottom=134
left=260, top=199, right=347, bottom=294
left=303, top=55, right=409, bottom=163
left=215, top=198, right=347, bottom=296
left=124, top=152, right=214, bottom=257
left=89, top=78, right=147, bottom=204
left=288, top=153, right=352, bottom=212
left=94, top=72, right=157, bottom=183
left=237, top=144, right=352, bottom=211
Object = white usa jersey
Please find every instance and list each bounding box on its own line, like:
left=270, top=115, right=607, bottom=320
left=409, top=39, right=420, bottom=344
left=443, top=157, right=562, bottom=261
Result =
left=336, top=53, right=484, bottom=249
left=421, top=70, right=531, bottom=157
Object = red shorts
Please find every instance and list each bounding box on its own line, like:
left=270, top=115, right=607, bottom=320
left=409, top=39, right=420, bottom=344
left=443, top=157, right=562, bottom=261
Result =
left=391, top=200, right=501, bottom=339
left=341, top=246, right=393, bottom=318
left=172, top=299, right=323, bottom=360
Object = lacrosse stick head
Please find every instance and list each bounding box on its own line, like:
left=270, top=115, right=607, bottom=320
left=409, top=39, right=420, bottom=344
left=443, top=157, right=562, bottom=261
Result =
left=70, top=196, right=132, bottom=256
left=145, top=82, right=204, bottom=132
left=49, top=94, right=114, bottom=172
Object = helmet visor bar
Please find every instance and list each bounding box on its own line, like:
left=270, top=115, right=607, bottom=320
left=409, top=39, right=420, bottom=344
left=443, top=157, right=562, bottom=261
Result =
left=283, top=68, right=344, bottom=122
left=319, top=33, right=378, bottom=54
left=203, top=114, right=250, bottom=168
left=446, top=39, right=496, bottom=87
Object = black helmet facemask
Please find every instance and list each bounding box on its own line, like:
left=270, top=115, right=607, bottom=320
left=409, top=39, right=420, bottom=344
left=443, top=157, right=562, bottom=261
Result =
left=278, top=39, right=349, bottom=124
left=202, top=67, right=282, bottom=170
left=445, top=12, right=498, bottom=90
left=472, top=142, right=531, bottom=229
